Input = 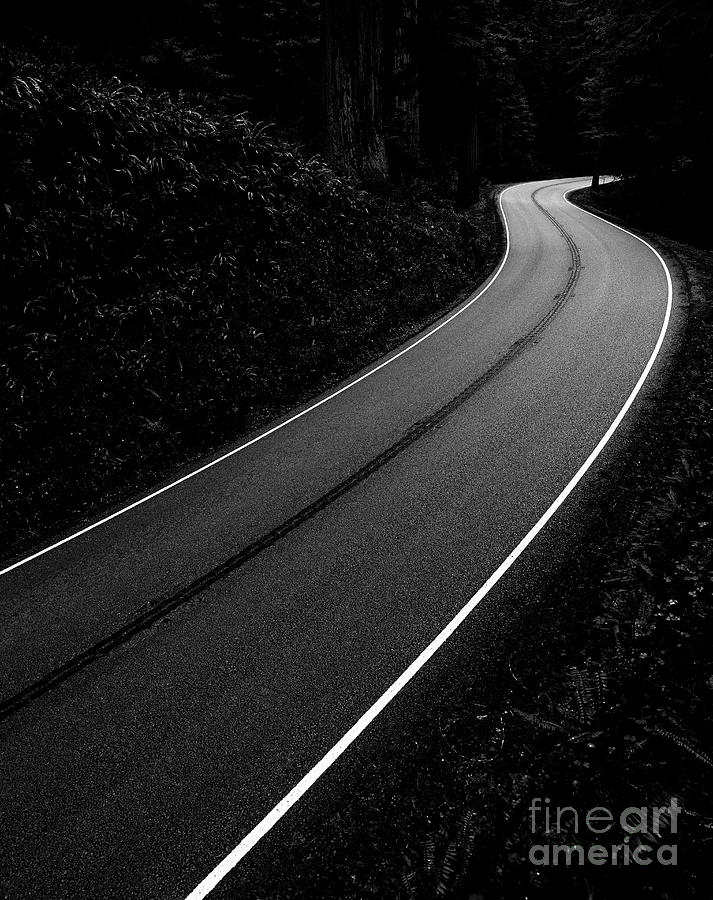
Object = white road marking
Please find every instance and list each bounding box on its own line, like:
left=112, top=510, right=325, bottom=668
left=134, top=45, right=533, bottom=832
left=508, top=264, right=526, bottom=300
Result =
left=183, top=180, right=673, bottom=900
left=2, top=182, right=527, bottom=579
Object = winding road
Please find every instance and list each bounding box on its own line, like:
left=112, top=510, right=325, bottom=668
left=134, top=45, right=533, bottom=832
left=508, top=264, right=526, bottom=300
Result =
left=0, top=177, right=675, bottom=899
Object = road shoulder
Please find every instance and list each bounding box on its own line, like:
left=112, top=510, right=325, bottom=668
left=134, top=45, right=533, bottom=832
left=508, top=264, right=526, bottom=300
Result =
left=226, top=188, right=713, bottom=900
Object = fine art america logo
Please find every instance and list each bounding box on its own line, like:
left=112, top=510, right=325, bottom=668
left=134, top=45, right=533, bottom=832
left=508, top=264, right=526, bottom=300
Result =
left=528, top=797, right=680, bottom=867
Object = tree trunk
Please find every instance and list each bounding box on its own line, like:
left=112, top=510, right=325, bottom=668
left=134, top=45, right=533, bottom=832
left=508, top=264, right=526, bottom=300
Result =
left=388, top=0, right=420, bottom=179
left=591, top=141, right=602, bottom=190
left=321, top=0, right=388, bottom=181
left=417, top=0, right=446, bottom=167
left=457, top=89, right=480, bottom=207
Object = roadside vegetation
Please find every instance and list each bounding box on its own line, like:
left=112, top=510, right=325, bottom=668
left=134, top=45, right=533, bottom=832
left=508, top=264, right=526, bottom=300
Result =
left=0, top=48, right=499, bottom=560
left=2, top=0, right=711, bottom=893
left=4, top=0, right=709, bottom=561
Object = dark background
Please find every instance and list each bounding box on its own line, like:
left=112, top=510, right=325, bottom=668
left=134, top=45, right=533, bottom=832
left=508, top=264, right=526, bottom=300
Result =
left=5, top=0, right=710, bottom=208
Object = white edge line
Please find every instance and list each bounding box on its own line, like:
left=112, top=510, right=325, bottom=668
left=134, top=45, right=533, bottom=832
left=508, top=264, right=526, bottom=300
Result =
left=183, top=182, right=673, bottom=900
left=1, top=185, right=517, bottom=579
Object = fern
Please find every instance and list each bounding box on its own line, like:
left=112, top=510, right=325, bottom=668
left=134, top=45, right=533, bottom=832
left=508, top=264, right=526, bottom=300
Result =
left=634, top=593, right=656, bottom=639
left=559, top=664, right=609, bottom=725
left=648, top=725, right=713, bottom=769
left=435, top=840, right=458, bottom=898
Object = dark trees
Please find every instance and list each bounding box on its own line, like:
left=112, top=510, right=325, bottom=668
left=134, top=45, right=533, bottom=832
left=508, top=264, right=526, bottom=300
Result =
left=11, top=0, right=710, bottom=218
left=420, top=0, right=491, bottom=205
left=457, top=89, right=480, bottom=205
left=416, top=0, right=539, bottom=199
left=386, top=0, right=420, bottom=180
left=451, top=17, right=484, bottom=207
left=574, top=0, right=712, bottom=185
left=321, top=0, right=424, bottom=183
left=219, top=1, right=320, bottom=128
left=321, top=0, right=388, bottom=181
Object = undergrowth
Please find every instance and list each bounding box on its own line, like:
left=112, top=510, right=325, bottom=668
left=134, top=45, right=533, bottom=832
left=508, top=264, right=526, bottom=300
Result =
left=0, top=47, right=498, bottom=559
left=588, top=175, right=713, bottom=250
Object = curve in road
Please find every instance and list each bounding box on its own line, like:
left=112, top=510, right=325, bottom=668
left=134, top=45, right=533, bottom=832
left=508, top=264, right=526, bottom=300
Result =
left=0, top=177, right=674, bottom=900
left=184, top=183, right=674, bottom=900
left=0, top=182, right=581, bottom=723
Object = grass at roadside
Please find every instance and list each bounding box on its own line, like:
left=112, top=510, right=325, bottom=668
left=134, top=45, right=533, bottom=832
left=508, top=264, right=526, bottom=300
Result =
left=0, top=46, right=501, bottom=563
left=233, top=185, right=713, bottom=900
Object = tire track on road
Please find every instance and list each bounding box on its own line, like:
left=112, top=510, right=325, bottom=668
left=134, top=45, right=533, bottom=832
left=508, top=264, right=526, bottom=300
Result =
left=0, top=187, right=582, bottom=726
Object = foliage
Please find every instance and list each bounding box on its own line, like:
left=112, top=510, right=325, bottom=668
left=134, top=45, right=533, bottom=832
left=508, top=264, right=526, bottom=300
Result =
left=0, top=48, right=498, bottom=554
left=218, top=0, right=321, bottom=131
left=419, top=0, right=540, bottom=179
left=8, top=0, right=710, bottom=195
left=574, top=0, right=712, bottom=170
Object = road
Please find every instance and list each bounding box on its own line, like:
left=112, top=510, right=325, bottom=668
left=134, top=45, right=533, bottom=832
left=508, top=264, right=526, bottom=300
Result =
left=0, top=177, right=675, bottom=899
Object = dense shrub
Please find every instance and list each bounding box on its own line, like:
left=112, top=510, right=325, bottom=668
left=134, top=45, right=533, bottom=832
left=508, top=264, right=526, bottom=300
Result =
left=0, top=49, right=495, bottom=554
left=589, top=175, right=712, bottom=249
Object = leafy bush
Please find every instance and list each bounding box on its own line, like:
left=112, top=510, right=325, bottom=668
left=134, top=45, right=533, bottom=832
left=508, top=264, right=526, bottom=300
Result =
left=0, top=48, right=496, bottom=554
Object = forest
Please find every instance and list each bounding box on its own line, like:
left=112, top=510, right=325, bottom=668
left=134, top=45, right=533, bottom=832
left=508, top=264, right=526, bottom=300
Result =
left=5, top=0, right=711, bottom=207
left=2, top=3, right=713, bottom=900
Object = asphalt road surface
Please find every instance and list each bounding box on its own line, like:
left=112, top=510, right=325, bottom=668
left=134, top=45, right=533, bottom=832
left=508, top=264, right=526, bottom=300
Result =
left=0, top=177, right=675, bottom=899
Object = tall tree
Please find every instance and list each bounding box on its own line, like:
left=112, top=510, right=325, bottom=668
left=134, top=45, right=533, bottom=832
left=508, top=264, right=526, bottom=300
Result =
left=321, top=0, right=388, bottom=180
left=457, top=85, right=480, bottom=205
left=439, top=1, right=490, bottom=205
left=573, top=0, right=712, bottom=183
left=386, top=0, right=420, bottom=179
